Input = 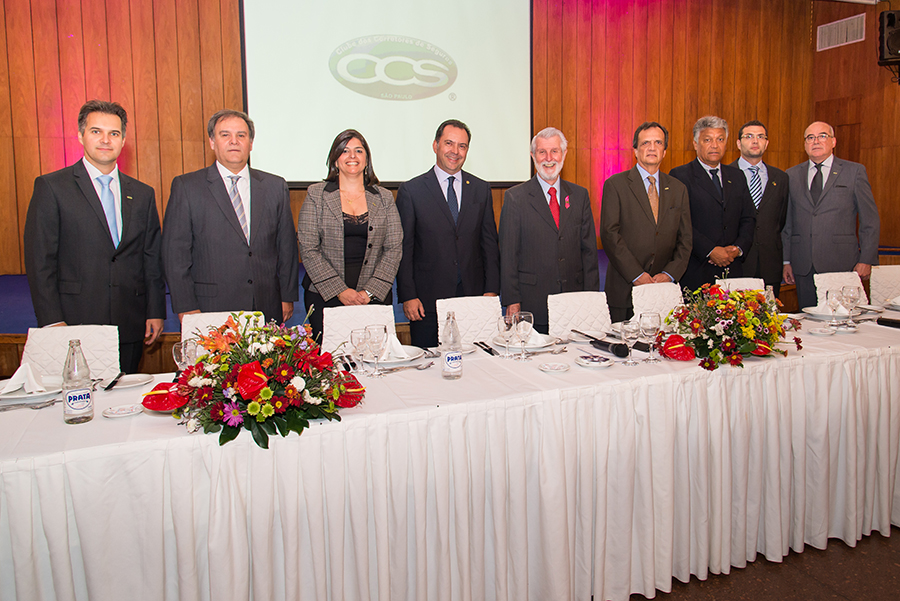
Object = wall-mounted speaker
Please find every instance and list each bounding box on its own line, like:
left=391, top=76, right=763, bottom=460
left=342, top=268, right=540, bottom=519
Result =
left=879, top=11, right=900, bottom=66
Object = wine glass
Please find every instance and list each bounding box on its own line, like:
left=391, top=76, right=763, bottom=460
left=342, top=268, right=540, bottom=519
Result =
left=621, top=319, right=641, bottom=366
left=840, top=285, right=862, bottom=330
left=514, top=311, right=534, bottom=361
left=349, top=328, right=370, bottom=375
left=172, top=339, right=197, bottom=373
left=365, top=324, right=388, bottom=377
left=498, top=314, right=517, bottom=359
left=639, top=312, right=661, bottom=363
left=826, top=289, right=843, bottom=329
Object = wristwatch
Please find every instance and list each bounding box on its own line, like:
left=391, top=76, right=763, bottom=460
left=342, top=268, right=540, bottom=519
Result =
left=365, top=290, right=376, bottom=301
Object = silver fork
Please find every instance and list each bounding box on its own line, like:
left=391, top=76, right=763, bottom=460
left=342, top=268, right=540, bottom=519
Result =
left=380, top=361, right=435, bottom=374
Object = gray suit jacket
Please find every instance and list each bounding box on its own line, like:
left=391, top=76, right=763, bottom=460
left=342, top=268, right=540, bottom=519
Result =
left=783, top=157, right=880, bottom=276
left=499, top=175, right=599, bottom=328
left=162, top=164, right=299, bottom=323
left=599, top=166, right=692, bottom=311
left=297, top=181, right=402, bottom=302
left=24, top=160, right=165, bottom=343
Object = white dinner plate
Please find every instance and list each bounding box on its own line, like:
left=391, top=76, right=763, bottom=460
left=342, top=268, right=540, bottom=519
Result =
left=568, top=330, right=605, bottom=342
left=575, top=355, right=613, bottom=369
left=801, top=307, right=860, bottom=320
left=858, top=304, right=884, bottom=313
left=538, top=362, right=570, bottom=373
left=492, top=333, right=554, bottom=351
left=0, top=375, right=63, bottom=402
left=886, top=303, right=900, bottom=312
left=103, top=373, right=154, bottom=390
left=364, top=345, right=425, bottom=366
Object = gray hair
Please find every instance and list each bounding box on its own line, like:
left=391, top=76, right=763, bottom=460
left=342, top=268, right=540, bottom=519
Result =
left=692, top=116, right=728, bottom=143
left=207, top=109, right=255, bottom=141
left=531, top=127, right=568, bottom=155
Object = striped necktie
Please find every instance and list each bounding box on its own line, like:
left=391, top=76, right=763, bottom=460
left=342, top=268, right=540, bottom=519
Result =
left=748, top=165, right=762, bottom=209
left=229, top=175, right=249, bottom=242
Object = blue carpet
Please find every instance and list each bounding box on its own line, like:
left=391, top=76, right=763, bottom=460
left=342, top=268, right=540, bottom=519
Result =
left=0, top=252, right=609, bottom=334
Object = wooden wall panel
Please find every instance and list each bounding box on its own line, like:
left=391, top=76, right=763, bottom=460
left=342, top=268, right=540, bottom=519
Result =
left=0, top=2, right=17, bottom=275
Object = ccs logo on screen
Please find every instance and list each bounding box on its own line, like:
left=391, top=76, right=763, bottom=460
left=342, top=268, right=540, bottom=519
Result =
left=329, top=35, right=458, bottom=101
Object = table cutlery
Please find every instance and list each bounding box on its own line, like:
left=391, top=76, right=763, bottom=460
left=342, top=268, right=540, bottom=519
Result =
left=527, top=346, right=567, bottom=356
left=475, top=341, right=498, bottom=355
left=572, top=329, right=601, bottom=341
left=380, top=361, right=435, bottom=374
left=423, top=348, right=441, bottom=359
left=0, top=397, right=61, bottom=412
left=104, top=371, right=125, bottom=391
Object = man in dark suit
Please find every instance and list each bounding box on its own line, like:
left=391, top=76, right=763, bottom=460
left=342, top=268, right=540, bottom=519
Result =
left=162, top=109, right=299, bottom=324
left=396, top=119, right=501, bottom=348
left=600, top=122, right=692, bottom=322
left=24, top=100, right=165, bottom=373
left=670, top=116, right=756, bottom=291
left=499, top=127, right=600, bottom=333
left=782, top=121, right=880, bottom=309
left=729, top=120, right=789, bottom=297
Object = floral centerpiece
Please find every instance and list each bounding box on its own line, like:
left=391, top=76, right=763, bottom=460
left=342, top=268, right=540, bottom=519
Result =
left=664, top=283, right=801, bottom=371
left=173, top=312, right=364, bottom=448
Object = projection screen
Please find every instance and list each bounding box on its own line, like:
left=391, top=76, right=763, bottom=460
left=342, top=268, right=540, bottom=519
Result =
left=242, top=0, right=532, bottom=185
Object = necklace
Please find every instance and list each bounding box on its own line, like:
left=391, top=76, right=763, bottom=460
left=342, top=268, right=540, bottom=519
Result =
left=340, top=189, right=365, bottom=205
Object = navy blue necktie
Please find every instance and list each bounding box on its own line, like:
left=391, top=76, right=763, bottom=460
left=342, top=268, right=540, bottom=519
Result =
left=447, top=176, right=459, bottom=224
left=710, top=168, right=723, bottom=198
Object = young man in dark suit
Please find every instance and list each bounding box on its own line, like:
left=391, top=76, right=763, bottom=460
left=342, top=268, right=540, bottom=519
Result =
left=499, top=127, right=600, bottom=333
left=396, top=119, right=501, bottom=348
left=729, top=120, right=789, bottom=297
left=24, top=100, right=165, bottom=373
left=162, top=109, right=299, bottom=325
left=670, top=116, right=756, bottom=291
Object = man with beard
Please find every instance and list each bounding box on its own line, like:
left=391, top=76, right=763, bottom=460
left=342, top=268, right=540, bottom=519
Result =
left=498, top=127, right=599, bottom=333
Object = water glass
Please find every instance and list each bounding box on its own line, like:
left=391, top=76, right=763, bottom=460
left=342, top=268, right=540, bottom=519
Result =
left=514, top=311, right=534, bottom=361
left=349, top=328, right=370, bottom=375
left=172, top=339, right=197, bottom=372
left=365, top=324, right=388, bottom=377
left=826, top=289, right=843, bottom=329
left=639, top=312, right=661, bottom=363
left=840, top=285, right=862, bottom=329
left=622, top=320, right=641, bottom=366
left=498, top=314, right=517, bottom=359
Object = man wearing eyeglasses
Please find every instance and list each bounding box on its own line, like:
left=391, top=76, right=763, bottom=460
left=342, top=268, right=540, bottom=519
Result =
left=729, top=120, right=789, bottom=297
left=782, top=121, right=880, bottom=309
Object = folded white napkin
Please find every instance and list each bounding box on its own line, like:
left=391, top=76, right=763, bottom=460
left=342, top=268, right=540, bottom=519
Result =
left=2, top=363, right=46, bottom=395
left=814, top=303, right=849, bottom=315
left=520, top=329, right=546, bottom=346
left=380, top=333, right=411, bottom=361
left=891, top=295, right=900, bottom=306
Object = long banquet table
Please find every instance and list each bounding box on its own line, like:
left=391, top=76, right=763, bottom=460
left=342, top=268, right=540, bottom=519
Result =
left=1, top=318, right=899, bottom=601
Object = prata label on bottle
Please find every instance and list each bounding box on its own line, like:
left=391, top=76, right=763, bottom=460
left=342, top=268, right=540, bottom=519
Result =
left=443, top=351, right=462, bottom=371
left=65, top=388, right=92, bottom=411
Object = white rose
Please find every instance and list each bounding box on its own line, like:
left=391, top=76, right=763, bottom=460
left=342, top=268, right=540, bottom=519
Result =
left=290, top=375, right=306, bottom=392
left=302, top=389, right=321, bottom=405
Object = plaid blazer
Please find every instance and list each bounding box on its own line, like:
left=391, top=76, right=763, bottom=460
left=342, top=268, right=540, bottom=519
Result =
left=297, top=180, right=403, bottom=301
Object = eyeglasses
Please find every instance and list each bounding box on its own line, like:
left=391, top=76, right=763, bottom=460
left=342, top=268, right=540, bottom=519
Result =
left=804, top=133, right=832, bottom=143
left=740, top=134, right=768, bottom=140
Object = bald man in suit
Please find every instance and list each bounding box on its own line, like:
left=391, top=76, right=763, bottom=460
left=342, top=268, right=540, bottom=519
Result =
left=600, top=122, right=692, bottom=322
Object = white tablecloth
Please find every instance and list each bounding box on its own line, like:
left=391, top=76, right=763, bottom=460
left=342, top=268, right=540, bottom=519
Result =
left=1, top=319, right=899, bottom=600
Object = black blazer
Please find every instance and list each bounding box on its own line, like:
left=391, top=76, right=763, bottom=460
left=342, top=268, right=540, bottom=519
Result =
left=24, top=160, right=166, bottom=343
left=396, top=168, right=500, bottom=313
left=728, top=160, right=789, bottom=287
left=162, top=164, right=299, bottom=324
left=669, top=159, right=756, bottom=290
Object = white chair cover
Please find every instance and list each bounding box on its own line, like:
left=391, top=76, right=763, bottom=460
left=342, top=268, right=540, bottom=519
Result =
left=21, top=325, right=120, bottom=380
left=813, top=271, right=869, bottom=305
left=715, top=277, right=765, bottom=291
left=322, top=305, right=395, bottom=354
left=870, top=265, right=900, bottom=306
left=631, top=282, right=683, bottom=319
left=547, top=291, right=611, bottom=339
left=181, top=311, right=263, bottom=340
left=435, top=296, right=502, bottom=346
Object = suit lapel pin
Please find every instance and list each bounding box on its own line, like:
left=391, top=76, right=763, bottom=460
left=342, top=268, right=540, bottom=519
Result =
left=126, top=196, right=133, bottom=200
left=664, top=187, right=669, bottom=191
left=466, top=180, right=470, bottom=185
left=564, top=196, right=570, bottom=209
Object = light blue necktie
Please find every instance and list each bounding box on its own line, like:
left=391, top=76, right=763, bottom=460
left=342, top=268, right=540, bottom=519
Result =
left=748, top=165, right=762, bottom=208
left=97, top=174, right=119, bottom=247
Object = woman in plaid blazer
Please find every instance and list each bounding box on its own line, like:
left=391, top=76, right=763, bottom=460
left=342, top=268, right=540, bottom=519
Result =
left=298, top=129, right=403, bottom=338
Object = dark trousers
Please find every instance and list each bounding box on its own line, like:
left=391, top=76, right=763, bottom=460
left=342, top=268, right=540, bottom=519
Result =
left=794, top=270, right=818, bottom=310
left=119, top=340, right=144, bottom=374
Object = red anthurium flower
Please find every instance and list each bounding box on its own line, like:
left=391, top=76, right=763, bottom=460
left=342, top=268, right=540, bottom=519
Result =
left=751, top=340, right=773, bottom=356
left=236, top=361, right=268, bottom=399
left=334, top=372, right=365, bottom=408
left=311, top=351, right=334, bottom=371
left=661, top=335, right=696, bottom=361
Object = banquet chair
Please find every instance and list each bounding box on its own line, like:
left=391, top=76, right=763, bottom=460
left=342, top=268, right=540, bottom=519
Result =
left=547, top=291, right=612, bottom=339
left=813, top=272, right=869, bottom=305
left=631, top=282, right=683, bottom=319
left=870, top=265, right=900, bottom=306
left=322, top=305, right=395, bottom=354
left=21, top=325, right=121, bottom=380
left=715, top=277, right=765, bottom=291
left=436, top=295, right=502, bottom=346
left=181, top=311, right=263, bottom=340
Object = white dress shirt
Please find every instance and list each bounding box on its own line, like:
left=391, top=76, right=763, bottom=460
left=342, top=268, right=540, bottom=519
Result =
left=216, top=161, right=252, bottom=228
left=82, top=157, right=122, bottom=241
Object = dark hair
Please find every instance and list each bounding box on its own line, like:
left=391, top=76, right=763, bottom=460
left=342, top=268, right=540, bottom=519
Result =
left=632, top=122, right=669, bottom=150
left=434, top=119, right=471, bottom=144
left=737, top=120, right=768, bottom=139
left=325, top=129, right=379, bottom=185
left=78, top=100, right=128, bottom=135
left=207, top=109, right=255, bottom=141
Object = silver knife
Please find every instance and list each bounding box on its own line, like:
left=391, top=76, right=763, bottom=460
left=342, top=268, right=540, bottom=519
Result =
left=475, top=341, right=498, bottom=356
left=104, top=371, right=125, bottom=391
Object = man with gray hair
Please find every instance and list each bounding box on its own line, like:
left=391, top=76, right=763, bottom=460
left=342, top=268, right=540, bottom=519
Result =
left=670, top=116, right=756, bottom=290
left=162, top=109, right=299, bottom=324
left=499, top=127, right=599, bottom=333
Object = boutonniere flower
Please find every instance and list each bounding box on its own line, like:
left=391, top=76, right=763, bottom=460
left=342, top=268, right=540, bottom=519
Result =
left=564, top=196, right=570, bottom=209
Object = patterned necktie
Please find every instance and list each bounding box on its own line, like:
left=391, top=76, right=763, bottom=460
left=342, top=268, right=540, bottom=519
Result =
left=447, top=175, right=459, bottom=224
left=548, top=186, right=560, bottom=228
left=229, top=175, right=249, bottom=242
left=748, top=165, right=762, bottom=209
left=810, top=163, right=823, bottom=204
left=97, top=174, right=119, bottom=247
left=709, top=168, right=723, bottom=198
left=647, top=175, right=659, bottom=223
